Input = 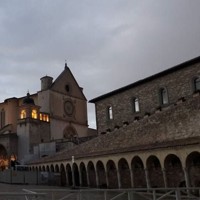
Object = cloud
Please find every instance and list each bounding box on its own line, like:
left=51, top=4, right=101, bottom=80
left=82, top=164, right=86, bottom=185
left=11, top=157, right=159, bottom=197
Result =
left=0, top=0, right=200, bottom=128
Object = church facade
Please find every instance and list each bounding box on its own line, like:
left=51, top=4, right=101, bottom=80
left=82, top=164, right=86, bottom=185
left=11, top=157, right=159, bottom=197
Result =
left=29, top=56, right=200, bottom=189
left=0, top=65, right=96, bottom=168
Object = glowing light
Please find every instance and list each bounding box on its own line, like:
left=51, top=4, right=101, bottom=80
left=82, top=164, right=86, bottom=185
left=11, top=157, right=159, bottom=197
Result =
left=20, top=110, right=26, bottom=119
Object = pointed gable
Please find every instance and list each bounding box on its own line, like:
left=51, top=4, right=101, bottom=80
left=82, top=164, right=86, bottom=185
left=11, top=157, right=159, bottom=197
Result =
left=50, top=65, right=87, bottom=100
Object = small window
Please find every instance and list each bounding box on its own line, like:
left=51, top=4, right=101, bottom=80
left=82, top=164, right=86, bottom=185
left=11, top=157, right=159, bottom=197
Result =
left=20, top=110, right=26, bottom=119
left=1, top=109, right=5, bottom=128
left=194, top=77, right=200, bottom=92
left=133, top=98, right=140, bottom=113
left=65, top=84, right=71, bottom=93
left=160, top=88, right=168, bottom=105
left=31, top=109, right=37, bottom=119
left=107, top=106, right=113, bottom=120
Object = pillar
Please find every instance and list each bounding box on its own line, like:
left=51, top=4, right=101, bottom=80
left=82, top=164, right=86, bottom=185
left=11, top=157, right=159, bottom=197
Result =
left=105, top=170, right=109, bottom=188
left=95, top=169, right=99, bottom=188
left=145, top=168, right=150, bottom=188
left=162, top=168, right=167, bottom=188
left=183, top=167, right=190, bottom=188
left=117, top=169, right=121, bottom=188
left=79, top=169, right=82, bottom=187
left=72, top=166, right=75, bottom=187
left=86, top=169, right=90, bottom=187
left=130, top=169, right=134, bottom=188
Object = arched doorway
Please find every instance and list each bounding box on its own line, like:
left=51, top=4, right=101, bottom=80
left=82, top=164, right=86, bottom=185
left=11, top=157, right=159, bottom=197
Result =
left=50, top=165, right=54, bottom=172
left=87, top=161, right=96, bottom=187
left=118, top=158, right=131, bottom=188
left=146, top=155, right=164, bottom=188
left=106, top=160, right=118, bottom=188
left=0, top=145, right=7, bottom=170
left=80, top=162, right=88, bottom=187
left=96, top=161, right=107, bottom=188
left=66, top=164, right=73, bottom=187
left=164, top=154, right=184, bottom=187
left=131, top=156, right=146, bottom=188
left=73, top=163, right=80, bottom=187
left=60, top=164, right=66, bottom=186
left=186, top=151, right=200, bottom=187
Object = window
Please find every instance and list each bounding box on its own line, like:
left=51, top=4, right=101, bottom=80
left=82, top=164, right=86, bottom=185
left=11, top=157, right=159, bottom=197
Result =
left=160, top=88, right=168, bottom=105
left=194, top=77, right=200, bottom=92
left=107, top=106, right=113, bottom=120
left=31, top=109, right=37, bottom=119
left=1, top=109, right=5, bottom=128
left=39, top=113, right=50, bottom=122
left=20, top=110, right=26, bottom=119
left=133, top=98, right=140, bottom=112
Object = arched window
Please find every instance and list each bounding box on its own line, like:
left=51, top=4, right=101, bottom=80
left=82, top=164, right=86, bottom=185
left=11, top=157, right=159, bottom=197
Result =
left=132, top=98, right=140, bottom=113
left=1, top=109, right=5, bottom=128
left=107, top=106, right=113, bottom=120
left=194, top=77, right=200, bottom=92
left=20, top=110, right=26, bottom=119
left=160, top=88, right=168, bottom=105
left=31, top=109, right=37, bottom=119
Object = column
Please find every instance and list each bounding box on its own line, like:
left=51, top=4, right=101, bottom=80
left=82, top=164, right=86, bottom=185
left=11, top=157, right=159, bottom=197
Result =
left=162, top=168, right=167, bottom=188
left=105, top=170, right=109, bottom=188
left=117, top=169, right=121, bottom=189
left=130, top=169, right=134, bottom=188
left=145, top=168, right=150, bottom=189
left=79, top=170, right=82, bottom=187
left=95, top=169, right=99, bottom=188
left=86, top=169, right=90, bottom=187
left=183, top=167, right=190, bottom=188
left=72, top=166, right=75, bottom=188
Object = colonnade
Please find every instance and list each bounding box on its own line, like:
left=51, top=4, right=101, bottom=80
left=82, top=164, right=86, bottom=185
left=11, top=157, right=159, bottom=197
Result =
left=31, top=151, right=200, bottom=188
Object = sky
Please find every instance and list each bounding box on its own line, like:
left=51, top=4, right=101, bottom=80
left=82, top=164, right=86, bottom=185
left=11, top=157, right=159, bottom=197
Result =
left=0, top=0, right=200, bottom=129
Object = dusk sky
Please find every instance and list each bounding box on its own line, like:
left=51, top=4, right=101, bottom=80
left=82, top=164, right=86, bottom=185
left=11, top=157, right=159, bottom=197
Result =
left=0, top=1, right=200, bottom=128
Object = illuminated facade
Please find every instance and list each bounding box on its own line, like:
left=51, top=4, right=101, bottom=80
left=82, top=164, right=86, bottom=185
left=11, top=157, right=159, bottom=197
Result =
left=0, top=65, right=96, bottom=167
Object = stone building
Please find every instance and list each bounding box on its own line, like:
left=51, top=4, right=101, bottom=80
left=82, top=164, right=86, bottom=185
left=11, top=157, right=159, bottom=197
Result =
left=0, top=64, right=96, bottom=168
left=29, top=56, right=200, bottom=188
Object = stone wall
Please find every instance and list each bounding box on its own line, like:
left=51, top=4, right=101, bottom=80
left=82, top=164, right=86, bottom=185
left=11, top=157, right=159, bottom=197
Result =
left=95, top=62, right=200, bottom=134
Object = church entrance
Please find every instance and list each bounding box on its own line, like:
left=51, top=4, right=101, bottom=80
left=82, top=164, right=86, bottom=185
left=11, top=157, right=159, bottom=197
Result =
left=0, top=144, right=8, bottom=170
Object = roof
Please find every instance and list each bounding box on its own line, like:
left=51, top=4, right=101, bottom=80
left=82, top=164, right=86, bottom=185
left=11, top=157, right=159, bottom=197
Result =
left=89, top=55, right=200, bottom=103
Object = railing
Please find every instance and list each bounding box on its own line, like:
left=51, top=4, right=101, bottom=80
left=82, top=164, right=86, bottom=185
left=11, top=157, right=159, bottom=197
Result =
left=0, top=191, right=46, bottom=200
left=10, top=187, right=198, bottom=200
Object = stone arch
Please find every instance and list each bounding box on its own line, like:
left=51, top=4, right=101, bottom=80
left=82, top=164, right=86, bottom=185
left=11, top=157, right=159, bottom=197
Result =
left=96, top=160, right=107, bottom=188
left=32, top=166, right=35, bottom=171
left=73, top=163, right=80, bottom=187
left=42, top=166, right=45, bottom=171
left=35, top=166, right=38, bottom=171
left=131, top=156, right=146, bottom=188
left=39, top=166, right=42, bottom=171
left=118, top=158, right=131, bottom=188
left=164, top=154, right=184, bottom=187
left=46, top=165, right=50, bottom=172
left=87, top=161, right=96, bottom=187
left=186, top=151, right=200, bottom=187
left=50, top=164, right=54, bottom=172
left=66, top=164, right=73, bottom=187
left=146, top=155, right=164, bottom=187
left=60, top=164, right=66, bottom=186
left=80, top=162, right=88, bottom=187
left=63, top=125, right=78, bottom=144
left=106, top=160, right=118, bottom=188
left=55, top=164, right=59, bottom=173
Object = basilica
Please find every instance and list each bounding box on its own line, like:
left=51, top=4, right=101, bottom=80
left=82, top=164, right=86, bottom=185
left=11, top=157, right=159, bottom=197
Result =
left=0, top=64, right=96, bottom=168
left=29, top=56, right=200, bottom=189
left=1, top=56, right=200, bottom=189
